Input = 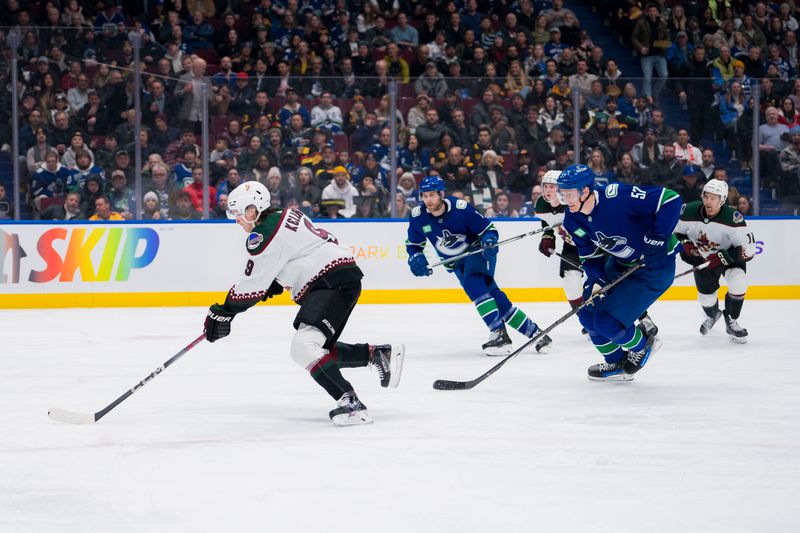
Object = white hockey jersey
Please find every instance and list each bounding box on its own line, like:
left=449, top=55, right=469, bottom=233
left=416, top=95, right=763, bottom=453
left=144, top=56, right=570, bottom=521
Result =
left=227, top=208, right=357, bottom=306
left=674, top=201, right=756, bottom=260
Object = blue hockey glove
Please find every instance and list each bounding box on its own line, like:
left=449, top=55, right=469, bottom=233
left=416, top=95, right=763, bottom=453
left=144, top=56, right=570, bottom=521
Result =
left=408, top=252, right=432, bottom=277
left=480, top=233, right=498, bottom=259
left=642, top=232, right=670, bottom=268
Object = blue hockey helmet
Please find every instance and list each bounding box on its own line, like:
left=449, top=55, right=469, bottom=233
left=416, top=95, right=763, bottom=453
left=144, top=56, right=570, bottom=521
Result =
left=419, top=175, right=446, bottom=196
left=556, top=164, right=595, bottom=192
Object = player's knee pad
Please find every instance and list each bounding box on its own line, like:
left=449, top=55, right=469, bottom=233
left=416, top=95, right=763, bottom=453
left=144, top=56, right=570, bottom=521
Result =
left=290, top=323, right=329, bottom=370
left=591, top=311, right=627, bottom=343
left=562, top=269, right=584, bottom=301
left=724, top=267, right=747, bottom=296
left=698, top=290, right=719, bottom=308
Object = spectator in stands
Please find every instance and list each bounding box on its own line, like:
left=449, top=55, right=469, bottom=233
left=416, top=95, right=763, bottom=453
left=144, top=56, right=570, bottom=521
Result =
left=88, top=195, right=124, bottom=221
left=699, top=149, right=717, bottom=181
left=38, top=191, right=84, bottom=221
left=569, top=59, right=598, bottom=97
left=310, top=92, right=343, bottom=133
left=416, top=108, right=450, bottom=153
left=588, top=149, right=615, bottom=186
left=760, top=106, right=791, bottom=187
left=779, top=130, right=800, bottom=196
left=673, top=164, right=704, bottom=203
left=169, top=190, right=203, bottom=220
left=398, top=134, right=430, bottom=175
left=183, top=165, right=216, bottom=211
left=666, top=32, right=693, bottom=76
left=321, top=166, right=359, bottom=218
left=176, top=56, right=210, bottom=132
left=415, top=61, right=448, bottom=99
left=673, top=129, right=703, bottom=167
left=396, top=172, right=419, bottom=209
left=292, top=166, right=322, bottom=217
left=107, top=170, right=135, bottom=219
left=651, top=109, right=678, bottom=146
left=506, top=150, right=536, bottom=196
left=631, top=4, right=670, bottom=102
left=778, top=97, right=800, bottom=128
left=649, top=144, right=682, bottom=186
left=439, top=146, right=472, bottom=193
left=26, top=129, right=54, bottom=174
left=538, top=96, right=566, bottom=133
left=485, top=191, right=519, bottom=218
left=466, top=168, right=495, bottom=214
left=616, top=152, right=644, bottom=184
left=719, top=81, right=752, bottom=164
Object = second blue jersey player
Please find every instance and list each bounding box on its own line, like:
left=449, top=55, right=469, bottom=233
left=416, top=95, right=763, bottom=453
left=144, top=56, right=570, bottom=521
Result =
left=406, top=176, right=552, bottom=355
left=556, top=164, right=682, bottom=381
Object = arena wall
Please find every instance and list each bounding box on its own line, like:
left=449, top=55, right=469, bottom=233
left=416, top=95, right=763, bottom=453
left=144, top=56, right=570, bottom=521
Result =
left=1, top=219, right=797, bottom=308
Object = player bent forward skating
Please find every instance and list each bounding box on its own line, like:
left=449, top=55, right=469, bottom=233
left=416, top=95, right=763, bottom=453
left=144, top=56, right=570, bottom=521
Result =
left=406, top=175, right=552, bottom=356
left=674, top=179, right=755, bottom=343
left=203, top=182, right=405, bottom=426
left=535, top=171, right=660, bottom=341
left=557, top=165, right=681, bottom=381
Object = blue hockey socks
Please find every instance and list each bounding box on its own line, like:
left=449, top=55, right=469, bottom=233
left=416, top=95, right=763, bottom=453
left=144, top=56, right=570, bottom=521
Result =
left=474, top=295, right=504, bottom=330
left=503, top=307, right=539, bottom=337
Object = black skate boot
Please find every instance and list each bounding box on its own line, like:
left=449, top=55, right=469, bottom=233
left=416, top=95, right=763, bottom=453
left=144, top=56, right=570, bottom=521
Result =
left=483, top=327, right=512, bottom=356
left=700, top=307, right=723, bottom=335
left=623, top=326, right=662, bottom=376
left=723, top=311, right=748, bottom=344
left=369, top=344, right=405, bottom=389
left=329, top=391, right=372, bottom=426
left=587, top=361, right=632, bottom=381
left=638, top=313, right=659, bottom=337
left=531, top=328, right=553, bottom=353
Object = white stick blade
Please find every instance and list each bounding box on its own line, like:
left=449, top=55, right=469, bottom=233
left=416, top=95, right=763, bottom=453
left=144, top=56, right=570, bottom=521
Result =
left=48, top=408, right=95, bottom=424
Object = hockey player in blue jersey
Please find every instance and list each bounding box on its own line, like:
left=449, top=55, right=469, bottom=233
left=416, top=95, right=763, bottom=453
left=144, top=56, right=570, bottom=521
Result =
left=406, top=175, right=552, bottom=355
left=556, top=164, right=682, bottom=380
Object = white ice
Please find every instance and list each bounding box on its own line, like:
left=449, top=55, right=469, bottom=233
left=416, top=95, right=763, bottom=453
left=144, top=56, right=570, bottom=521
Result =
left=1, top=300, right=799, bottom=533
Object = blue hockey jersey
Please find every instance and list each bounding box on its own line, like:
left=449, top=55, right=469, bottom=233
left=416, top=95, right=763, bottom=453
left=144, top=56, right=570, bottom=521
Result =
left=563, top=183, right=682, bottom=266
left=406, top=197, right=497, bottom=262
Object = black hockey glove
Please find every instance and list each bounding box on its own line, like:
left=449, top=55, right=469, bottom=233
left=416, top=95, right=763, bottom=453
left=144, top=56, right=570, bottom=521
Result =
left=538, top=230, right=556, bottom=257
left=204, top=304, right=235, bottom=343
left=262, top=280, right=284, bottom=300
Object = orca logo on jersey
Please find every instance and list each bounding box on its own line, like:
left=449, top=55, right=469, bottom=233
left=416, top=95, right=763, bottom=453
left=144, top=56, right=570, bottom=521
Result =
left=592, top=231, right=635, bottom=259
left=435, top=230, right=469, bottom=256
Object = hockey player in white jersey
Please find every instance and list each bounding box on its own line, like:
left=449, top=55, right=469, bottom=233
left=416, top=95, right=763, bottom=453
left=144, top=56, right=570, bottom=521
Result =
left=674, top=179, right=756, bottom=343
left=203, top=182, right=404, bottom=425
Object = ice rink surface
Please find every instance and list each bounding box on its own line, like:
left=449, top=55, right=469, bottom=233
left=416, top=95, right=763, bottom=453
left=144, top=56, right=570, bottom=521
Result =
left=1, top=300, right=799, bottom=533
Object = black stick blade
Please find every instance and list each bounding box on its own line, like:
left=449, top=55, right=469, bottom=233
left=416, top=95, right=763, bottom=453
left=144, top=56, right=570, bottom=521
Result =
left=433, top=379, right=469, bottom=390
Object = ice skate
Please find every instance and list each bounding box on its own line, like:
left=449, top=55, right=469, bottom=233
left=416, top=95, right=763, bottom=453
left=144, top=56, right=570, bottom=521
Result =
left=723, top=311, right=748, bottom=344
left=369, top=344, right=405, bottom=388
left=623, top=327, right=662, bottom=376
left=700, top=308, right=723, bottom=335
left=531, top=328, right=553, bottom=353
left=587, top=361, right=633, bottom=381
left=482, top=327, right=513, bottom=356
left=329, top=391, right=372, bottom=426
left=638, top=313, right=659, bottom=337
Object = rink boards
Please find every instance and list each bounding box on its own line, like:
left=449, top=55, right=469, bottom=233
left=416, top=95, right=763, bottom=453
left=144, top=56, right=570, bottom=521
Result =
left=0, top=219, right=798, bottom=308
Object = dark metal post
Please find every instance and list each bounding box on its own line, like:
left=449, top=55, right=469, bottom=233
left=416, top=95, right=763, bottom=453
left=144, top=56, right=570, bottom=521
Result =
left=201, top=81, right=211, bottom=219
left=751, top=84, right=761, bottom=216
left=389, top=80, right=398, bottom=218
left=130, top=33, right=143, bottom=220
left=572, top=87, right=581, bottom=164
left=9, top=31, right=21, bottom=220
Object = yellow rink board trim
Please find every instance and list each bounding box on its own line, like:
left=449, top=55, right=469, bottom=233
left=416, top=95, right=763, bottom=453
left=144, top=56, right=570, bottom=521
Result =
left=1, top=286, right=798, bottom=308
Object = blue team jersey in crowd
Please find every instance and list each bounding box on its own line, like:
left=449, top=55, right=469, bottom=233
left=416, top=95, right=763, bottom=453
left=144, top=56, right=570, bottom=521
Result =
left=563, top=183, right=682, bottom=265
left=406, top=197, right=497, bottom=261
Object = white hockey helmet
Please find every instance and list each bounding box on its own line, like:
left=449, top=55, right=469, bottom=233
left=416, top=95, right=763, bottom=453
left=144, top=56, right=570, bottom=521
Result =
left=226, top=181, right=271, bottom=221
left=541, top=170, right=562, bottom=186
left=702, top=178, right=729, bottom=207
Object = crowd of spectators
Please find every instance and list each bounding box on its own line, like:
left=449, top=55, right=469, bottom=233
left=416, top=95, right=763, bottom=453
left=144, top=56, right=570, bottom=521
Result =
left=1, top=0, right=798, bottom=222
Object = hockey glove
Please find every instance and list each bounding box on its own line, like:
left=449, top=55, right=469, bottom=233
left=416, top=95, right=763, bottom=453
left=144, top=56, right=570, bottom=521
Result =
left=262, top=280, right=284, bottom=300
left=481, top=233, right=499, bottom=260
left=408, top=252, right=432, bottom=277
left=204, top=304, right=235, bottom=343
left=705, top=250, right=735, bottom=270
left=642, top=232, right=670, bottom=269
left=538, top=230, right=556, bottom=257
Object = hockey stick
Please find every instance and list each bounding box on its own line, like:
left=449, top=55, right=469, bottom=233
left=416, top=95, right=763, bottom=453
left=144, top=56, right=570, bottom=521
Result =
left=48, top=333, right=206, bottom=424
left=556, top=250, right=709, bottom=280
left=428, top=224, right=561, bottom=269
left=432, top=264, right=643, bottom=391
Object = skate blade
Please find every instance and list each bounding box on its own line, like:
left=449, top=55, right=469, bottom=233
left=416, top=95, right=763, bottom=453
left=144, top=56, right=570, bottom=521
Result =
left=483, top=344, right=513, bottom=357
left=588, top=373, right=634, bottom=382
left=388, top=345, right=405, bottom=389
left=728, top=335, right=748, bottom=344
left=331, top=410, right=373, bottom=426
